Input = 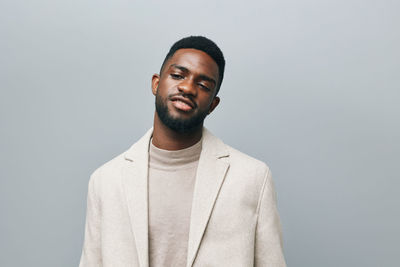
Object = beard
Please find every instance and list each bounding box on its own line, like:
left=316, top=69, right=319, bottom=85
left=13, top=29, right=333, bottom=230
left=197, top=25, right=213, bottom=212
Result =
left=155, top=93, right=208, bottom=133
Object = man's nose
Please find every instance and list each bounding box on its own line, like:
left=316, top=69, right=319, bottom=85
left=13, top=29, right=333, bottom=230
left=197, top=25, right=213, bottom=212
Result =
left=177, top=79, right=197, bottom=96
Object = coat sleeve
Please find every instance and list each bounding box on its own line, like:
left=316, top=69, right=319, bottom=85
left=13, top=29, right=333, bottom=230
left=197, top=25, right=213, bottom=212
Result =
left=254, top=168, right=287, bottom=266
left=79, top=172, right=102, bottom=267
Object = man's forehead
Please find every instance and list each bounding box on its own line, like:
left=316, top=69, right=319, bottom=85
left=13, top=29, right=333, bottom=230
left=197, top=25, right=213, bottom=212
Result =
left=165, top=48, right=219, bottom=77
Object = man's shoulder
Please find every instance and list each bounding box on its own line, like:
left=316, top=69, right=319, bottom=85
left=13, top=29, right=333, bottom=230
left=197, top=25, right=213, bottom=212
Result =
left=223, top=142, right=271, bottom=176
left=218, top=141, right=273, bottom=192
left=89, top=129, right=152, bottom=180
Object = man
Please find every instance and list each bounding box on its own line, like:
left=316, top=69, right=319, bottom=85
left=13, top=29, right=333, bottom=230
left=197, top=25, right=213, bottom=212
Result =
left=79, top=36, right=286, bottom=267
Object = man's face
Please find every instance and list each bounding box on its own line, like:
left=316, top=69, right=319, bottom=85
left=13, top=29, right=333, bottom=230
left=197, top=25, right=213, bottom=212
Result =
left=152, top=48, right=220, bottom=133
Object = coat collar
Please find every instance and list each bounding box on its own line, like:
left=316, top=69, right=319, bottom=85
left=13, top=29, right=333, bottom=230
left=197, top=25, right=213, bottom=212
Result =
left=123, top=127, right=229, bottom=162
left=122, top=127, right=230, bottom=267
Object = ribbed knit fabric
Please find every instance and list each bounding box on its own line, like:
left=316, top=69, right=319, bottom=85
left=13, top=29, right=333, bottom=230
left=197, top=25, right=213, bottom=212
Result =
left=148, top=138, right=202, bottom=267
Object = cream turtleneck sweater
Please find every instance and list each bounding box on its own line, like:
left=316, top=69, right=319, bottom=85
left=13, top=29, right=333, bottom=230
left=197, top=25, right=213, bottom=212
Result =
left=148, top=138, right=202, bottom=267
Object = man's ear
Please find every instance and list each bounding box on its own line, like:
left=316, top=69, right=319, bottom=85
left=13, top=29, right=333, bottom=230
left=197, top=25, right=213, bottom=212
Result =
left=208, top=96, right=220, bottom=114
left=151, top=74, right=160, bottom=95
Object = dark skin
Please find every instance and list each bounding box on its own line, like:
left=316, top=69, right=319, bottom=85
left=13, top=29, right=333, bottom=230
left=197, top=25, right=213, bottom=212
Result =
left=151, top=48, right=220, bottom=150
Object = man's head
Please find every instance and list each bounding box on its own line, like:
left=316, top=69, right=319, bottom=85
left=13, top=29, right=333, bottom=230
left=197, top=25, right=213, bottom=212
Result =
left=152, top=36, right=225, bottom=133
left=160, top=36, right=225, bottom=94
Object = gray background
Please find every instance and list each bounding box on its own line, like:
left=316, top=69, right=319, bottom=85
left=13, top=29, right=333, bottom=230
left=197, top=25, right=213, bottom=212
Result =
left=1, top=0, right=399, bottom=266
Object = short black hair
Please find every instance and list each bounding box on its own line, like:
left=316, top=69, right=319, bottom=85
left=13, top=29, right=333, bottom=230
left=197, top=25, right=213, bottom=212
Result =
left=160, top=36, right=225, bottom=94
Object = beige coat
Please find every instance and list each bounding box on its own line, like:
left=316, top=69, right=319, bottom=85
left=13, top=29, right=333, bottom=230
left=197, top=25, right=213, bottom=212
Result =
left=79, top=128, right=286, bottom=267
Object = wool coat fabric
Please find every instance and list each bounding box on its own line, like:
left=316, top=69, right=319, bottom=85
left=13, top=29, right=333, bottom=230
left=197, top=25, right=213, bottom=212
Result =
left=79, top=128, right=286, bottom=267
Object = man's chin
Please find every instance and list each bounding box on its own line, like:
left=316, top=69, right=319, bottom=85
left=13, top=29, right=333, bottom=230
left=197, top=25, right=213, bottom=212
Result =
left=156, top=101, right=206, bottom=133
left=161, top=115, right=203, bottom=133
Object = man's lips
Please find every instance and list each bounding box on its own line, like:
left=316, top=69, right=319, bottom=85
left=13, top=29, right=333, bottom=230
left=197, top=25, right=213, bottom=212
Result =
left=169, top=95, right=196, bottom=112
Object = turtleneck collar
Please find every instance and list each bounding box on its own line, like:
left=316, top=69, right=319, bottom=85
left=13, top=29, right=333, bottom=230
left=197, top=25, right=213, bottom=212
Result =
left=149, top=137, right=202, bottom=171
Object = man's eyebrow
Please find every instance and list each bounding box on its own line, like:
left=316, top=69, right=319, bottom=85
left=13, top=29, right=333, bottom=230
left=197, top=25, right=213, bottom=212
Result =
left=170, top=64, right=189, bottom=73
left=170, top=64, right=216, bottom=85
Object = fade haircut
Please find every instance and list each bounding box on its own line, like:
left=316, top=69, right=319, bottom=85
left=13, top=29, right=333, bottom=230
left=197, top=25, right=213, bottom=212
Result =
left=160, top=36, right=225, bottom=94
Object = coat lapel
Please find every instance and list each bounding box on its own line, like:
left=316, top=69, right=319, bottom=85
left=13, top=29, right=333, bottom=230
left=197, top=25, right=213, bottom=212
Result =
left=186, top=128, right=230, bottom=267
left=122, top=128, right=153, bottom=267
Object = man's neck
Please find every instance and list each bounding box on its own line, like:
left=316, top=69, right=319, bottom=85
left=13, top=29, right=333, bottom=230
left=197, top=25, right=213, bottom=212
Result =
left=152, top=113, right=203, bottom=150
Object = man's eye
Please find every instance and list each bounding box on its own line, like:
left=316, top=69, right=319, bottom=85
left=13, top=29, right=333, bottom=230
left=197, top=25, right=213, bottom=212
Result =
left=199, top=83, right=210, bottom=91
left=170, top=74, right=183, bottom=79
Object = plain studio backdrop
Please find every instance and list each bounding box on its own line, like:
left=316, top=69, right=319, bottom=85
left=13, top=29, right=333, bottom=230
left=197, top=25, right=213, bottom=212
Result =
left=1, top=0, right=399, bottom=266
